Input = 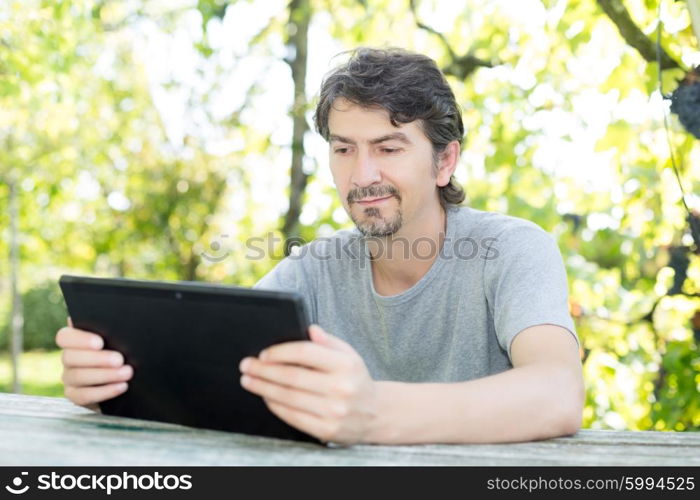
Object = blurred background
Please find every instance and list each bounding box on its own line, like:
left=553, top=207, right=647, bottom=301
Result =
left=0, top=0, right=698, bottom=432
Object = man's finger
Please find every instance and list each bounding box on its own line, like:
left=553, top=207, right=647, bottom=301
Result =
left=308, top=325, right=355, bottom=354
left=62, top=349, right=124, bottom=368
left=65, top=382, right=128, bottom=407
left=241, top=374, right=332, bottom=418
left=264, top=399, right=336, bottom=443
left=56, top=327, right=104, bottom=350
left=259, top=341, right=352, bottom=372
left=240, top=359, right=335, bottom=396
left=62, top=366, right=133, bottom=387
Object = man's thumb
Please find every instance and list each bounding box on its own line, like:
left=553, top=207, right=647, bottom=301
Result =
left=309, top=324, right=353, bottom=353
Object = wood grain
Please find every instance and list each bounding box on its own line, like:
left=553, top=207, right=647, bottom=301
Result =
left=1, top=393, right=697, bottom=466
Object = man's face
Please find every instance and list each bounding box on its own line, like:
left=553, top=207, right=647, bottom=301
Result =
left=327, top=98, right=441, bottom=237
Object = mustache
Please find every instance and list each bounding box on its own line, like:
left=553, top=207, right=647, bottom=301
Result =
left=347, top=185, right=401, bottom=204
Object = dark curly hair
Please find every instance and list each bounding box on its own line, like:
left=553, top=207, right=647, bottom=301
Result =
left=313, top=47, right=466, bottom=207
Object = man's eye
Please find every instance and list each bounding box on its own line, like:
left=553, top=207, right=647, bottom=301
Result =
left=381, top=148, right=400, bottom=153
left=334, top=148, right=349, bottom=154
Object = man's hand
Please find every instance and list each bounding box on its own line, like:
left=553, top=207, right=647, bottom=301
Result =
left=56, top=317, right=133, bottom=410
left=239, top=324, right=378, bottom=445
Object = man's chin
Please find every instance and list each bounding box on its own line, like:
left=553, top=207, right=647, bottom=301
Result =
left=353, top=215, right=402, bottom=237
left=355, top=226, right=394, bottom=238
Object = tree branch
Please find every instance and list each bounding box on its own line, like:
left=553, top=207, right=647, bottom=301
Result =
left=596, top=0, right=682, bottom=70
left=408, top=0, right=493, bottom=80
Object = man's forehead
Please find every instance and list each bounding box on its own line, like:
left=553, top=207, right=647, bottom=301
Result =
left=327, top=98, right=423, bottom=143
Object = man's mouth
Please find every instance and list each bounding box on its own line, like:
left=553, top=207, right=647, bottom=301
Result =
left=354, top=195, right=395, bottom=206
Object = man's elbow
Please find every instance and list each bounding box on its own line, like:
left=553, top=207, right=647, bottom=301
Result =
left=557, top=404, right=583, bottom=437
left=552, top=366, right=585, bottom=437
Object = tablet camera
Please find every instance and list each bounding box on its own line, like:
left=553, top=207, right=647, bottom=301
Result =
left=175, top=292, right=183, bottom=300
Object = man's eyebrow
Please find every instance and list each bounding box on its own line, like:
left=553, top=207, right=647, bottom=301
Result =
left=329, top=133, right=412, bottom=145
left=329, top=134, right=356, bottom=144
left=369, top=133, right=412, bottom=145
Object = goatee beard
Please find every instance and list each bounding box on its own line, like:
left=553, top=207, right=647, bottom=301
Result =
left=353, top=206, right=403, bottom=237
left=347, top=185, right=403, bottom=237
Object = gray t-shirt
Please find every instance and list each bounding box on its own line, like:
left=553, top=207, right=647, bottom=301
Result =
left=254, top=205, right=578, bottom=383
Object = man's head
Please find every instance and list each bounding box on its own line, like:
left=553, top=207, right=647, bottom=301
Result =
left=314, top=47, right=465, bottom=238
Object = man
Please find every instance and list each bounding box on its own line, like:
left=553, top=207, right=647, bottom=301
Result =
left=56, top=47, right=584, bottom=445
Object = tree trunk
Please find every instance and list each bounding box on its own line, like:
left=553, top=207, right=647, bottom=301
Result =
left=8, top=176, right=23, bottom=394
left=282, top=0, right=312, bottom=255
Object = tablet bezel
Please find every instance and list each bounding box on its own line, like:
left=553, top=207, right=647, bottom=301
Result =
left=59, top=274, right=316, bottom=443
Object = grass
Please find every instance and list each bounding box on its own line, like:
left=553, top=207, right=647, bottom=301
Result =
left=0, top=350, right=64, bottom=397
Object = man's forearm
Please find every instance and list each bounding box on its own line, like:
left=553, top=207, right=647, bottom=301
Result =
left=366, top=363, right=584, bottom=445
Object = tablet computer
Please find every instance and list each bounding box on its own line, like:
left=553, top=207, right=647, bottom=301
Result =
left=59, top=274, right=317, bottom=443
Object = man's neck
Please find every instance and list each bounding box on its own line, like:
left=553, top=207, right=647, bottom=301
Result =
left=367, top=204, right=447, bottom=296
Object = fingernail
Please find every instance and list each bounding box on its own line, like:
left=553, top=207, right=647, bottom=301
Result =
left=119, top=365, right=132, bottom=377
left=259, top=350, right=267, bottom=361
left=116, top=382, right=128, bottom=392
left=110, top=354, right=123, bottom=366
left=240, top=375, right=250, bottom=386
left=239, top=358, right=250, bottom=372
left=90, top=337, right=103, bottom=349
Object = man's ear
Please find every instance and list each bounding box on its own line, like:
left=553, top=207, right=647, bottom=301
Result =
left=435, top=141, right=460, bottom=187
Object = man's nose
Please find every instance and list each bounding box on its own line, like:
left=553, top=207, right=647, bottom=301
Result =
left=351, top=150, right=381, bottom=187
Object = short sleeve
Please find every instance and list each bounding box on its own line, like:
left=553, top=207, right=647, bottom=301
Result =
left=483, top=224, right=579, bottom=362
left=253, top=256, right=317, bottom=324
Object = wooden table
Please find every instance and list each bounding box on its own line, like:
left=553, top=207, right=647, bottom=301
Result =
left=1, top=393, right=698, bottom=466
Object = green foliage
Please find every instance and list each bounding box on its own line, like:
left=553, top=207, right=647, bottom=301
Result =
left=0, top=351, right=64, bottom=397
left=0, top=283, right=67, bottom=351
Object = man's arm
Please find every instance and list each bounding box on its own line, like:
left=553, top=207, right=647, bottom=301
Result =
left=366, top=324, right=584, bottom=444
left=239, top=323, right=584, bottom=445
